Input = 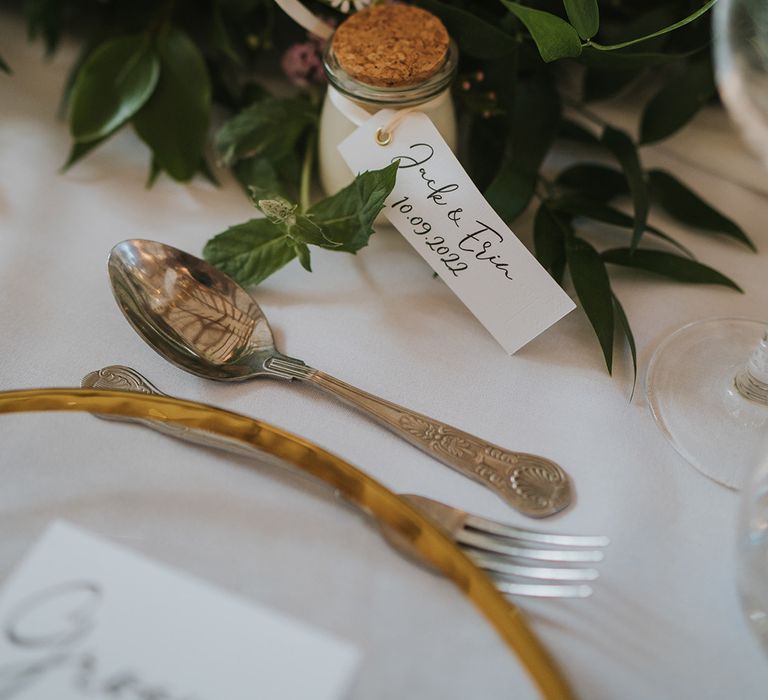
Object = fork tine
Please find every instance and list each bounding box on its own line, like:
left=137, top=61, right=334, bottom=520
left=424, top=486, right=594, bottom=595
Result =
left=495, top=581, right=593, bottom=598
left=456, top=530, right=605, bottom=563
left=467, top=551, right=599, bottom=581
left=397, top=494, right=605, bottom=597
left=401, top=494, right=609, bottom=549
left=463, top=513, right=610, bottom=548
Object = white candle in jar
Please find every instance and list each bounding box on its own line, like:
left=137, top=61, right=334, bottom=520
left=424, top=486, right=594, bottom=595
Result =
left=318, top=4, right=459, bottom=196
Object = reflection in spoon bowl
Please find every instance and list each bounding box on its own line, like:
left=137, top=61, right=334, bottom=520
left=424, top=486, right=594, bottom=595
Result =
left=110, top=240, right=279, bottom=379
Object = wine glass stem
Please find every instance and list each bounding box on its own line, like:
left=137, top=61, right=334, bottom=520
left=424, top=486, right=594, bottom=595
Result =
left=736, top=330, right=768, bottom=405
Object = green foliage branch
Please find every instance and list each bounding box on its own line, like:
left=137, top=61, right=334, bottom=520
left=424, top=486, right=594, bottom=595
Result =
left=5, top=0, right=755, bottom=385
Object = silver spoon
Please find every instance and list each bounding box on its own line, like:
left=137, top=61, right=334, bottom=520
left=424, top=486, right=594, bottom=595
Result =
left=108, top=239, right=572, bottom=517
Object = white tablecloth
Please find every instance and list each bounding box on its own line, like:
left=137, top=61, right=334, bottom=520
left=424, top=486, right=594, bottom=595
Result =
left=3, top=16, right=768, bottom=699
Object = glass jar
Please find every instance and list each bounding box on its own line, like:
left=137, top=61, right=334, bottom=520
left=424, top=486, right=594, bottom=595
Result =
left=318, top=38, right=459, bottom=196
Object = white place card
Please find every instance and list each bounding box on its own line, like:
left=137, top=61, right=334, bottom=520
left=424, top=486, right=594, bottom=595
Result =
left=339, top=110, right=575, bottom=354
left=0, top=522, right=360, bottom=700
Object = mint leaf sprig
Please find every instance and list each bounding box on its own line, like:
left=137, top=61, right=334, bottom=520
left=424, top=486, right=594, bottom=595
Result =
left=203, top=162, right=398, bottom=286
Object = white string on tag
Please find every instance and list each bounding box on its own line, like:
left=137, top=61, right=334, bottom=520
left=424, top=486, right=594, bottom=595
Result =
left=273, top=0, right=334, bottom=39
left=328, top=85, right=450, bottom=146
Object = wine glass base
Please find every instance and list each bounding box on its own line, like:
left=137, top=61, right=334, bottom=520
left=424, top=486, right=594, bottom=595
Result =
left=647, top=318, right=768, bottom=489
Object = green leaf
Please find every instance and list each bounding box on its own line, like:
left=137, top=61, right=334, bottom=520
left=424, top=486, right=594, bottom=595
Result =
left=558, top=119, right=599, bottom=145
left=203, top=163, right=398, bottom=286
left=233, top=148, right=301, bottom=200
left=501, top=1, right=582, bottom=62
left=240, top=81, right=271, bottom=106
left=294, top=242, right=312, bottom=272
left=61, top=135, right=109, bottom=172
left=306, top=161, right=399, bottom=253
left=533, top=204, right=568, bottom=284
left=555, top=164, right=629, bottom=202
left=601, top=248, right=743, bottom=291
left=254, top=162, right=399, bottom=251
left=198, top=158, right=220, bottom=187
left=24, top=0, right=62, bottom=54
left=235, top=157, right=288, bottom=197
left=61, top=38, right=101, bottom=119
left=417, top=0, right=517, bottom=59
left=648, top=169, right=756, bottom=251
left=133, top=29, right=211, bottom=182
left=583, top=67, right=642, bottom=102
left=203, top=218, right=297, bottom=287
left=601, top=126, right=648, bottom=252
left=579, top=46, right=697, bottom=71
left=599, top=5, right=682, bottom=54
left=146, top=157, right=162, bottom=188
left=486, top=80, right=561, bottom=222
left=563, top=0, right=599, bottom=40
left=69, top=34, right=160, bottom=142
left=247, top=188, right=332, bottom=248
left=612, top=293, right=637, bottom=398
left=215, top=96, right=316, bottom=166
left=640, top=59, right=715, bottom=144
left=566, top=236, right=615, bottom=372
left=587, top=0, right=717, bottom=51
left=0, top=54, right=10, bottom=74
left=211, top=2, right=242, bottom=64
left=552, top=195, right=695, bottom=258
left=467, top=115, right=508, bottom=192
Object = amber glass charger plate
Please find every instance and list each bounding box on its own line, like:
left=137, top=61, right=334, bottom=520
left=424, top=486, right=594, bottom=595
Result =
left=0, top=387, right=574, bottom=699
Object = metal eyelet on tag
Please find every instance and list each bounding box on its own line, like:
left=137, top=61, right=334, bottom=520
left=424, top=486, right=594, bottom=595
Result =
left=375, top=127, right=392, bottom=146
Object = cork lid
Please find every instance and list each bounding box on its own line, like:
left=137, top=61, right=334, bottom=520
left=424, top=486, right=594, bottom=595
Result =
left=332, top=5, right=450, bottom=88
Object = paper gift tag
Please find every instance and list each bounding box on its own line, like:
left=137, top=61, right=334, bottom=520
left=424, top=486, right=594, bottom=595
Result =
left=0, top=521, right=360, bottom=700
left=339, top=110, right=575, bottom=354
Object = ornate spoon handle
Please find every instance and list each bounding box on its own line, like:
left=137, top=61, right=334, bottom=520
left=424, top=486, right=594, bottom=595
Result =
left=300, top=369, right=572, bottom=517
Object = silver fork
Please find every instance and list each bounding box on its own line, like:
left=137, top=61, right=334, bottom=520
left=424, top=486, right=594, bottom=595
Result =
left=390, top=494, right=607, bottom=598
left=81, top=366, right=608, bottom=599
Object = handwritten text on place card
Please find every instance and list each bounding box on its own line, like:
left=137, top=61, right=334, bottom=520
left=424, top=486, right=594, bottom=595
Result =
left=0, top=522, right=360, bottom=700
left=339, top=111, right=575, bottom=354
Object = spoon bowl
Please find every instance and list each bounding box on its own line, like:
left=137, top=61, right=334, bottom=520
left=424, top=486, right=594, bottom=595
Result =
left=109, top=239, right=285, bottom=381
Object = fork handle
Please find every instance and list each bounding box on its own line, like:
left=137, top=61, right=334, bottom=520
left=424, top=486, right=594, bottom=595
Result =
left=302, top=370, right=571, bottom=518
